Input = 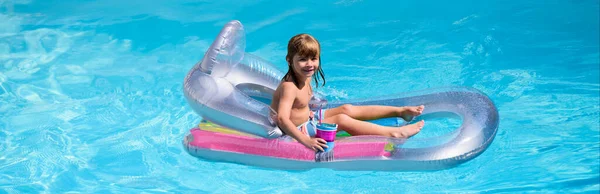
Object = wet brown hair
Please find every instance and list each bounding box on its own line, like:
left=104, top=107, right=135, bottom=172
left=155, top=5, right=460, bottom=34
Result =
left=283, top=33, right=326, bottom=87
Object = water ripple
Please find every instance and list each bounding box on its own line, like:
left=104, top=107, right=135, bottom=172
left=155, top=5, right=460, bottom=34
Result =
left=1, top=0, right=598, bottom=193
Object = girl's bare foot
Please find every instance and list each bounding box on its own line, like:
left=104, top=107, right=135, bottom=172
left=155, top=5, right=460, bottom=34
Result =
left=400, top=105, right=425, bottom=122
left=390, top=120, right=425, bottom=138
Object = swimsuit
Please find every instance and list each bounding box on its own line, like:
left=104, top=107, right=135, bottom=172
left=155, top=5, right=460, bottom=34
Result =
left=297, top=109, right=326, bottom=137
left=278, top=109, right=326, bottom=140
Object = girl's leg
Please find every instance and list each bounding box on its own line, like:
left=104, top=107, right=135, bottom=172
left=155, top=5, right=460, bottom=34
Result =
left=322, top=114, right=424, bottom=138
left=324, top=104, right=424, bottom=121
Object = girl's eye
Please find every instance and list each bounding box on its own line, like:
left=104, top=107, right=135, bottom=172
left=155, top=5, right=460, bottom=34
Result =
left=299, top=58, right=307, bottom=61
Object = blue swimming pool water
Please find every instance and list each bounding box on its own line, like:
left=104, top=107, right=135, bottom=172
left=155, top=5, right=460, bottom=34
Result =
left=1, top=0, right=598, bottom=193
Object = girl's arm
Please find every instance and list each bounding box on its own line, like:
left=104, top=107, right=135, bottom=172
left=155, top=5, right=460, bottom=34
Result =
left=276, top=83, right=327, bottom=151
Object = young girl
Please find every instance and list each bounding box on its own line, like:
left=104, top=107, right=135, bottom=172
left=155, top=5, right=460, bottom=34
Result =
left=270, top=34, right=425, bottom=152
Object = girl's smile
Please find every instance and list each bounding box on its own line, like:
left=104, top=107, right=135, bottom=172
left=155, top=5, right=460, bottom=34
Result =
left=292, top=55, right=319, bottom=78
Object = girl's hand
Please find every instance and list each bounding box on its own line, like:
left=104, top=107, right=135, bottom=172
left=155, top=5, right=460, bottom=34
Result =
left=301, top=137, right=328, bottom=152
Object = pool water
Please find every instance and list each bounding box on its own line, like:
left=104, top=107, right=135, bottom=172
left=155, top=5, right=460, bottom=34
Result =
left=1, top=0, right=598, bottom=193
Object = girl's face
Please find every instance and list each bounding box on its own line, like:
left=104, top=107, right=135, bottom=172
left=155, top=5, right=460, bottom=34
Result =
left=290, top=53, right=319, bottom=80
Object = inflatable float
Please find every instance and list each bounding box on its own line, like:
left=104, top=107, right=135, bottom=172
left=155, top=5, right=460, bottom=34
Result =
left=183, top=20, right=499, bottom=171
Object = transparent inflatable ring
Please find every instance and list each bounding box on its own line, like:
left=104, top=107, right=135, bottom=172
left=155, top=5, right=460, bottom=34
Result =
left=183, top=20, right=499, bottom=171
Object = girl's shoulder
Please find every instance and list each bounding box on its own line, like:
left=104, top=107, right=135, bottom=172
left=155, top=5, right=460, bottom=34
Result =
left=278, top=81, right=299, bottom=93
left=278, top=78, right=310, bottom=93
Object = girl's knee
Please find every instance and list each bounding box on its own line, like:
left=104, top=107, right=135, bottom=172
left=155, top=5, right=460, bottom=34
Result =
left=340, top=104, right=353, bottom=115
